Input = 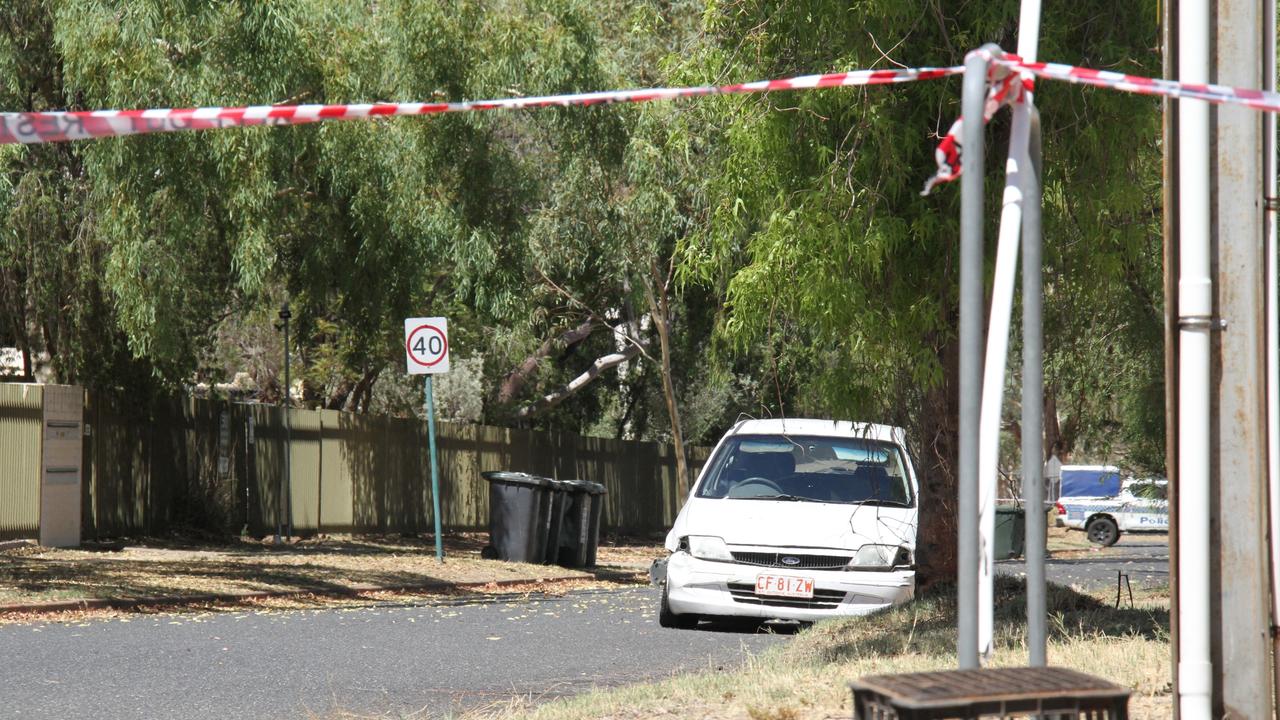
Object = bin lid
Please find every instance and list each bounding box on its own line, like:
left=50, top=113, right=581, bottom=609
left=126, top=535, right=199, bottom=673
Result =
left=557, top=479, right=607, bottom=495
left=556, top=479, right=592, bottom=493
left=994, top=504, right=1024, bottom=515
left=481, top=471, right=550, bottom=487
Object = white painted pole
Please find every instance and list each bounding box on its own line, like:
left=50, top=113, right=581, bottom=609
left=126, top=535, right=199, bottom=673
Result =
left=977, top=108, right=1029, bottom=660
left=1176, top=0, right=1213, bottom=712
left=1017, top=0, right=1042, bottom=62
left=976, top=2, right=1041, bottom=659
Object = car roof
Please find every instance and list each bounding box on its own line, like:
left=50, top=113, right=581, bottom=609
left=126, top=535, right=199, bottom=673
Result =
left=727, top=418, right=905, bottom=444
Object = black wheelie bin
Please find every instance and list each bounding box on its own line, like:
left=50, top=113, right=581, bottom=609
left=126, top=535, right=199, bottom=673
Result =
left=581, top=481, right=607, bottom=567
left=556, top=480, right=607, bottom=567
left=542, top=479, right=571, bottom=564
left=480, top=471, right=551, bottom=563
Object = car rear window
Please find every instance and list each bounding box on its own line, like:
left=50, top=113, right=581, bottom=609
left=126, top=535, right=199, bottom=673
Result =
left=695, top=434, right=914, bottom=506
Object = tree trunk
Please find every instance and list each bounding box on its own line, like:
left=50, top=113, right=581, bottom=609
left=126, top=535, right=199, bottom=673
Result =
left=914, top=330, right=960, bottom=590
left=345, top=367, right=380, bottom=413
left=1042, top=385, right=1063, bottom=461
left=644, top=273, right=690, bottom=496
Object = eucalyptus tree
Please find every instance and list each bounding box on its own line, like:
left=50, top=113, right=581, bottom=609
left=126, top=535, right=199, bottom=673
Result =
left=673, top=0, right=1164, bottom=584
left=0, top=0, right=613, bottom=406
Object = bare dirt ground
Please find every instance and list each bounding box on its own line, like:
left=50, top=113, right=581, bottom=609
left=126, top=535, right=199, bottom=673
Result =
left=0, top=532, right=664, bottom=623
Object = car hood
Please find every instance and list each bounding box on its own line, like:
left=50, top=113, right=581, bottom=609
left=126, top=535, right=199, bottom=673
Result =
left=666, top=496, right=917, bottom=552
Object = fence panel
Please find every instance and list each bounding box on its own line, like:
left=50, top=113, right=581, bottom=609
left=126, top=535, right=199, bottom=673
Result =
left=248, top=404, right=284, bottom=536
left=436, top=423, right=487, bottom=529
left=318, top=409, right=352, bottom=532
left=84, top=395, right=155, bottom=537
left=5, top=387, right=709, bottom=540
left=0, top=384, right=42, bottom=540
left=287, top=408, right=322, bottom=533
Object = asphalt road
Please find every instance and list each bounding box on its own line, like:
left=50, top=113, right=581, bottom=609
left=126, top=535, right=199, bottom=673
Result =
left=0, top=587, right=784, bottom=720
left=998, top=534, right=1170, bottom=592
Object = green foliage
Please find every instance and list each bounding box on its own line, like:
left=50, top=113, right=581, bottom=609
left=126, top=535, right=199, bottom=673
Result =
left=0, top=0, right=1166, bottom=476
left=0, top=0, right=615, bottom=404
left=674, top=0, right=1164, bottom=466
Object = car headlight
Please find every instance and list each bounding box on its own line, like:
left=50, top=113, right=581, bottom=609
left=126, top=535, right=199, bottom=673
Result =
left=847, top=544, right=913, bottom=571
left=684, top=535, right=734, bottom=562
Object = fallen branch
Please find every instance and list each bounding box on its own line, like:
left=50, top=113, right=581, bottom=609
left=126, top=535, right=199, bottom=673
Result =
left=496, top=320, right=597, bottom=406
left=515, top=344, right=641, bottom=419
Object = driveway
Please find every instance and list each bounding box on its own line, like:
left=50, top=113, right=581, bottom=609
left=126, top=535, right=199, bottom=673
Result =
left=998, top=534, right=1170, bottom=592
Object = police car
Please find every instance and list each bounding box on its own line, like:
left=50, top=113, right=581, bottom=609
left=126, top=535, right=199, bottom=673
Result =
left=1056, top=478, right=1168, bottom=546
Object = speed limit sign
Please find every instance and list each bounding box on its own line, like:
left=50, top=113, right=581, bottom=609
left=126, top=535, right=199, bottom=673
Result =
left=404, top=317, right=450, bottom=374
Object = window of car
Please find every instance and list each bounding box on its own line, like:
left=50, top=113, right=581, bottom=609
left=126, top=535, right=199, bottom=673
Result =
left=1126, top=482, right=1167, bottom=501
left=695, top=434, right=914, bottom=506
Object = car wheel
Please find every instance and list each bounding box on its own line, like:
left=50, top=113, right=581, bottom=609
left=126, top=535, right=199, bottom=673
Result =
left=658, top=583, right=699, bottom=629
left=1086, top=516, right=1120, bottom=547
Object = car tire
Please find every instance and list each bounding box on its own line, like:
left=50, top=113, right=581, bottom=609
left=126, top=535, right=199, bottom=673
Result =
left=658, top=583, right=699, bottom=629
left=1086, top=516, right=1120, bottom=547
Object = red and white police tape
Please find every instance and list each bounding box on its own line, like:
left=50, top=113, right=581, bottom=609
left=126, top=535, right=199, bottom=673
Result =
left=0, top=66, right=961, bottom=146
left=925, top=48, right=1280, bottom=193
left=922, top=55, right=1029, bottom=195
left=999, top=55, right=1280, bottom=112
left=10, top=47, right=1280, bottom=193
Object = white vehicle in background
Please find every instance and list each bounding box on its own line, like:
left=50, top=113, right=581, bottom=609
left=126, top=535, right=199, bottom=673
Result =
left=1056, top=478, right=1168, bottom=547
left=659, top=418, right=918, bottom=628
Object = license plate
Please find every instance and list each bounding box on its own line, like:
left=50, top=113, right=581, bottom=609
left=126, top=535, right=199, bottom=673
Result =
left=754, top=574, right=814, bottom=599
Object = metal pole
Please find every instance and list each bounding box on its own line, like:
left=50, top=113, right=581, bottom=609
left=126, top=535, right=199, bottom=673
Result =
left=1176, top=0, right=1213, bottom=706
left=282, top=303, right=293, bottom=540
left=977, top=80, right=1031, bottom=663
left=425, top=375, right=444, bottom=562
left=958, top=46, right=992, bottom=670
left=1022, top=105, right=1046, bottom=667
left=1014, top=0, right=1046, bottom=670
left=1208, top=0, right=1273, bottom=708
left=1265, top=0, right=1280, bottom=702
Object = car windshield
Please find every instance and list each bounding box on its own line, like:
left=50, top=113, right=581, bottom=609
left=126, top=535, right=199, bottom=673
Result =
left=695, top=434, right=914, bottom=505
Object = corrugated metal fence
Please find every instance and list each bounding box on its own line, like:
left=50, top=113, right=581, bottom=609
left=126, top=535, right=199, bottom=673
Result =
left=0, top=384, right=42, bottom=540
left=2, top=387, right=707, bottom=540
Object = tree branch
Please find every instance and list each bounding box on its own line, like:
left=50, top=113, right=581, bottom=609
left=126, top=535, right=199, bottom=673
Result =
left=497, top=319, right=597, bottom=405
left=515, top=344, right=641, bottom=419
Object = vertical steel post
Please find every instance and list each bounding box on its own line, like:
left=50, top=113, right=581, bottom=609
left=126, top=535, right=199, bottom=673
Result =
left=1266, top=0, right=1280, bottom=702
left=1206, top=0, right=1273, bottom=709
left=1022, top=106, right=1046, bottom=667
left=1176, top=0, right=1213, bottom=705
left=425, top=375, right=444, bottom=562
left=282, top=306, right=292, bottom=540
left=958, top=48, right=991, bottom=670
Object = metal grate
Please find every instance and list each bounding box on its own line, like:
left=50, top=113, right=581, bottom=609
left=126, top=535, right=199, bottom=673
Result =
left=730, top=551, right=852, bottom=569
left=726, top=582, right=847, bottom=609
left=849, top=666, right=1131, bottom=719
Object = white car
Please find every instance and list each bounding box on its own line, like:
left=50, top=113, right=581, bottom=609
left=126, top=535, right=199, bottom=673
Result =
left=660, top=418, right=918, bottom=627
left=1056, top=478, right=1168, bottom=546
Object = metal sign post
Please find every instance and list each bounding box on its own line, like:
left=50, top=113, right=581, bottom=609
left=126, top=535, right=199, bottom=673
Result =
left=405, top=317, right=450, bottom=563
left=957, top=45, right=993, bottom=669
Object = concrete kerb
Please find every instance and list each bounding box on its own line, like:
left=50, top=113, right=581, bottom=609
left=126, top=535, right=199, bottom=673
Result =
left=0, top=571, right=643, bottom=617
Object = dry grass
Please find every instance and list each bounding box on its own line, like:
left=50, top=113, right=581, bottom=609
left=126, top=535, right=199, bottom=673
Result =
left=478, top=578, right=1171, bottom=720
left=0, top=533, right=663, bottom=620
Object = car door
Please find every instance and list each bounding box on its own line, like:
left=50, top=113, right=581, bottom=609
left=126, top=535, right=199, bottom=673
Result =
left=1119, top=482, right=1168, bottom=531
